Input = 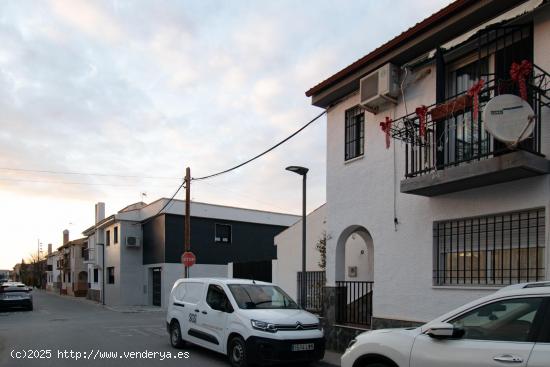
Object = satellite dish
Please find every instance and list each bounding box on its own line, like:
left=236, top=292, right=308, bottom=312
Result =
left=483, top=94, right=535, bottom=144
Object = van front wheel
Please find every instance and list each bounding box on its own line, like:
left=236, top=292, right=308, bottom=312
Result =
left=228, top=336, right=248, bottom=367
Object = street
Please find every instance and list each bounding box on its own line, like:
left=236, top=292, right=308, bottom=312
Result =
left=0, top=290, right=336, bottom=367
left=0, top=290, right=227, bottom=366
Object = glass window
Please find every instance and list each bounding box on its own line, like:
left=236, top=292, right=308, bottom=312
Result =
left=106, top=230, right=111, bottom=246
left=450, top=297, right=543, bottom=342
left=215, top=224, right=231, bottom=243
left=228, top=284, right=299, bottom=310
left=107, top=267, right=114, bottom=284
left=434, top=208, right=545, bottom=286
left=114, top=227, right=119, bottom=244
left=345, top=106, right=364, bottom=161
left=93, top=268, right=98, bottom=283
left=206, top=284, right=232, bottom=311
left=182, top=282, right=204, bottom=304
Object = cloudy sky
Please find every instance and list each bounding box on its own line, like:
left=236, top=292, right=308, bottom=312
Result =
left=0, top=0, right=451, bottom=269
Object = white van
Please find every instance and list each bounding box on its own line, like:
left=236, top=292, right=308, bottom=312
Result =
left=166, top=278, right=325, bottom=366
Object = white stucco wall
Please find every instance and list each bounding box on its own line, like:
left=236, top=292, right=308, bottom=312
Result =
left=325, top=11, right=550, bottom=323
left=272, top=204, right=326, bottom=299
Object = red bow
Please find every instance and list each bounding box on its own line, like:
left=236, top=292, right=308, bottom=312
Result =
left=467, top=79, right=485, bottom=122
left=379, top=116, right=392, bottom=149
left=415, top=105, right=429, bottom=139
left=510, top=60, right=532, bottom=101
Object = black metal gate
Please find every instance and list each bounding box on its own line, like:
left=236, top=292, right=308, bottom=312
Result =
left=152, top=267, right=161, bottom=307
left=335, top=281, right=373, bottom=327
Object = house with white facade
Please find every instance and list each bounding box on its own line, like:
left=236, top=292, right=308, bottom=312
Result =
left=45, top=244, right=61, bottom=292
left=306, top=0, right=550, bottom=350
left=57, top=230, right=88, bottom=297
left=81, top=198, right=298, bottom=308
left=272, top=204, right=370, bottom=312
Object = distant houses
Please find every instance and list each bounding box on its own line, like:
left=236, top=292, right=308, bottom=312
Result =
left=41, top=198, right=298, bottom=309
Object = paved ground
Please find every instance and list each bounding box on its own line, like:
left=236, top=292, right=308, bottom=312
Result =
left=0, top=290, right=340, bottom=367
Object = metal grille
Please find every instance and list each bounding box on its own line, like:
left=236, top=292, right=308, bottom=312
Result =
left=335, top=281, right=373, bottom=327
left=434, top=208, right=545, bottom=286
left=297, top=271, right=325, bottom=313
left=345, top=106, right=364, bottom=161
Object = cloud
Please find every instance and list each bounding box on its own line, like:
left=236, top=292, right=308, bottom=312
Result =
left=0, top=0, right=452, bottom=268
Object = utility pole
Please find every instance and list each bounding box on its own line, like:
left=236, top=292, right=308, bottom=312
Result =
left=184, top=167, right=191, bottom=278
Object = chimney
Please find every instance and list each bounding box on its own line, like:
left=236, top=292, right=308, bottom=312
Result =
left=95, top=202, right=105, bottom=224
left=48, top=243, right=52, bottom=255
left=63, top=229, right=69, bottom=245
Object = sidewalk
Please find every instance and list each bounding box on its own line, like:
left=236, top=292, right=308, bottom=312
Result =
left=41, top=289, right=163, bottom=313
left=320, top=350, right=342, bottom=366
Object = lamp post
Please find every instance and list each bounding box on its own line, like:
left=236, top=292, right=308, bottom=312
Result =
left=286, top=166, right=308, bottom=308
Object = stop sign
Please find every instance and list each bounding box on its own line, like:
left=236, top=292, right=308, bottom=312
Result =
left=181, top=251, right=196, bottom=267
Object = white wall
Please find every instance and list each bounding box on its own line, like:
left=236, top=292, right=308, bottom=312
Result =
left=272, top=204, right=326, bottom=299
left=324, top=11, right=550, bottom=323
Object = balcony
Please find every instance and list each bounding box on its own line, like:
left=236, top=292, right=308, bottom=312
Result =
left=393, top=65, right=550, bottom=196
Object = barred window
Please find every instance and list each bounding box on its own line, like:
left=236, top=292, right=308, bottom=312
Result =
left=434, top=208, right=545, bottom=286
left=345, top=106, right=364, bottom=161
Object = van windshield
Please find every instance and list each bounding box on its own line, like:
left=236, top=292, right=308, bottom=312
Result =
left=227, top=284, right=299, bottom=309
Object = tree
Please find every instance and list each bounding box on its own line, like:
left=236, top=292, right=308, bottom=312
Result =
left=315, top=232, right=327, bottom=270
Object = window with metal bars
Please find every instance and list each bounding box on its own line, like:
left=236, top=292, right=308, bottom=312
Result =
left=345, top=106, right=364, bottom=161
left=433, top=208, right=545, bottom=286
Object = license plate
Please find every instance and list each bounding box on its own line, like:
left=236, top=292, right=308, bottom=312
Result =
left=291, top=343, right=314, bottom=352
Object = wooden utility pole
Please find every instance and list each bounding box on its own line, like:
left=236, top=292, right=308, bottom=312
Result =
left=184, top=167, right=191, bottom=278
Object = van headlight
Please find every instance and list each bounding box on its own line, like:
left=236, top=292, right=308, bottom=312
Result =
left=251, top=319, right=277, bottom=333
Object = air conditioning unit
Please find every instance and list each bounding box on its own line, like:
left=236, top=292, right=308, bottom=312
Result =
left=348, top=266, right=358, bottom=278
left=126, top=236, right=140, bottom=248
left=359, top=63, right=400, bottom=114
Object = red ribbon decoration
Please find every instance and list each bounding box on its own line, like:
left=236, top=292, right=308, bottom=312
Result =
left=415, top=105, right=428, bottom=139
left=510, top=60, right=532, bottom=101
left=467, top=79, right=485, bottom=122
left=379, top=116, right=392, bottom=149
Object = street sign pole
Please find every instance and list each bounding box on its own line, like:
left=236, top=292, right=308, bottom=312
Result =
left=184, top=167, right=191, bottom=278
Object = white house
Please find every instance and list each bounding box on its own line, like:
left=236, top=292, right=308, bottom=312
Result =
left=45, top=244, right=61, bottom=292
left=306, top=0, right=550, bottom=334
left=81, top=199, right=298, bottom=308
left=272, top=204, right=371, bottom=308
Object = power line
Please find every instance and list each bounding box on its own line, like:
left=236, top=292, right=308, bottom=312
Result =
left=145, top=180, right=187, bottom=223
left=0, top=167, right=181, bottom=180
left=0, top=177, right=176, bottom=188
left=192, top=110, right=327, bottom=181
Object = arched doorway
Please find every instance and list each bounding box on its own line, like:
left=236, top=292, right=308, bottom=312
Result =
left=334, top=225, right=374, bottom=326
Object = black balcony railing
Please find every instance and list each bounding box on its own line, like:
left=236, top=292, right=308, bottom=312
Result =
left=297, top=271, right=326, bottom=314
left=391, top=65, right=549, bottom=178
left=335, top=281, right=373, bottom=327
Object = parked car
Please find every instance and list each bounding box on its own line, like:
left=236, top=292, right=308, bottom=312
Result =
left=166, top=278, right=325, bottom=366
left=0, top=282, right=33, bottom=311
left=342, top=281, right=550, bottom=367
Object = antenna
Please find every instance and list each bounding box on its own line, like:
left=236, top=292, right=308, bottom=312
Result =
left=482, top=94, right=535, bottom=147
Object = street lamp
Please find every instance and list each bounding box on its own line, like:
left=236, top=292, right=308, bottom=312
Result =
left=286, top=166, right=308, bottom=309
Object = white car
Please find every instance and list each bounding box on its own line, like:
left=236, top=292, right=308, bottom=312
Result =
left=166, top=278, right=325, bottom=366
left=342, top=281, right=550, bottom=367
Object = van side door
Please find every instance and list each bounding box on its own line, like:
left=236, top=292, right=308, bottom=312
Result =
left=180, top=282, right=209, bottom=348
left=199, top=283, right=234, bottom=353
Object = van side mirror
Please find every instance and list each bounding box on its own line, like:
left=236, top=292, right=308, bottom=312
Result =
left=425, top=323, right=464, bottom=339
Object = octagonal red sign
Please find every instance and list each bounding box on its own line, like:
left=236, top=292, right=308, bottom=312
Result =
left=181, top=251, right=196, bottom=267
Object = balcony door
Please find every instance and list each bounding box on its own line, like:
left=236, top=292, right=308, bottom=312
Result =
left=493, top=26, right=533, bottom=154
left=444, top=57, right=489, bottom=166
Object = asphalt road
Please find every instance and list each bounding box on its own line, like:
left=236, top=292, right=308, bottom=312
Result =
left=0, top=290, right=336, bottom=367
left=0, top=290, right=234, bottom=367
